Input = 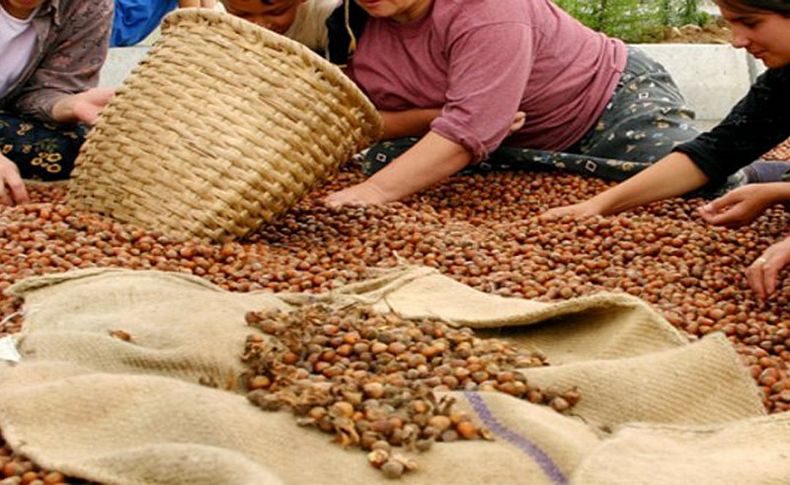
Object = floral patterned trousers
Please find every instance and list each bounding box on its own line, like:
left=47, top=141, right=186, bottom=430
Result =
left=0, top=110, right=87, bottom=181
left=362, top=46, right=700, bottom=182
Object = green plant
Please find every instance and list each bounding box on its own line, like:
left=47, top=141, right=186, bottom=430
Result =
left=555, top=0, right=704, bottom=42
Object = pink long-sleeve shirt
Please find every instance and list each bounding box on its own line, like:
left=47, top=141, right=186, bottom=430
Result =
left=347, top=0, right=628, bottom=162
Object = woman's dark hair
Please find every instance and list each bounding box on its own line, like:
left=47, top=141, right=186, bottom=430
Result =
left=718, top=0, right=790, bottom=15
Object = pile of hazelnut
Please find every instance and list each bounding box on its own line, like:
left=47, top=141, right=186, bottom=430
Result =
left=243, top=304, right=579, bottom=478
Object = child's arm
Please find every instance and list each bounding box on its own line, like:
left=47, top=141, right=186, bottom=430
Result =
left=325, top=131, right=471, bottom=206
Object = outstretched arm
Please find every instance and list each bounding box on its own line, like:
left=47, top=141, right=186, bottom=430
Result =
left=325, top=131, right=472, bottom=206
left=544, top=66, right=790, bottom=219
left=543, top=151, right=709, bottom=217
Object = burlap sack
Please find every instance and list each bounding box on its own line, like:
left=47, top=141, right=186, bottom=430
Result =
left=573, top=414, right=790, bottom=484
left=0, top=266, right=779, bottom=484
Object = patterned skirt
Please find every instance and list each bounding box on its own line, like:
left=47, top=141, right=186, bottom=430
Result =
left=0, top=110, right=87, bottom=181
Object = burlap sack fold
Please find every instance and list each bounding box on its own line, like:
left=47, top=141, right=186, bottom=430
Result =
left=0, top=266, right=774, bottom=484
left=573, top=413, right=790, bottom=484
left=10, top=268, right=290, bottom=389
left=0, top=362, right=600, bottom=485
left=521, top=332, right=765, bottom=430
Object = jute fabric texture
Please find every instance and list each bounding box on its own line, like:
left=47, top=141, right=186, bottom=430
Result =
left=1, top=267, right=785, bottom=485
left=68, top=10, right=381, bottom=242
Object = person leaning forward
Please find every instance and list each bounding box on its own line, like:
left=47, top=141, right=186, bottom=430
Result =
left=545, top=0, right=790, bottom=300
left=323, top=0, right=704, bottom=206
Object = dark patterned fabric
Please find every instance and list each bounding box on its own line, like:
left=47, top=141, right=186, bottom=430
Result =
left=0, top=110, right=86, bottom=181
left=674, top=65, right=790, bottom=186
left=362, top=46, right=699, bottom=182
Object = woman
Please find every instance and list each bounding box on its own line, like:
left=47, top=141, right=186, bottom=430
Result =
left=546, top=0, right=790, bottom=299
left=324, top=0, right=701, bottom=206
left=0, top=0, right=114, bottom=205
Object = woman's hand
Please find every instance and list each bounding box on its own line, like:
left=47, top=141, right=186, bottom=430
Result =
left=541, top=200, right=602, bottom=220
left=0, top=154, right=29, bottom=206
left=51, top=87, right=116, bottom=125
left=324, top=181, right=393, bottom=207
left=509, top=111, right=525, bottom=134
left=698, top=183, right=788, bottom=228
left=746, top=237, right=790, bottom=300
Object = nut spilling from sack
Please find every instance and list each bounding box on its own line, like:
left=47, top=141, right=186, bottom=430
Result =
left=242, top=304, right=579, bottom=478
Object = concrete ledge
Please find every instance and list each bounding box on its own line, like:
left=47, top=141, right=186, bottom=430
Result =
left=100, top=43, right=766, bottom=130
left=98, top=47, right=151, bottom=89
left=638, top=44, right=764, bottom=130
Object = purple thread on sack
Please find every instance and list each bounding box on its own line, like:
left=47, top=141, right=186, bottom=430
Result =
left=464, top=392, right=568, bottom=485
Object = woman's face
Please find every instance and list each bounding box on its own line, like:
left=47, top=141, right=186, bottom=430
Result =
left=1, top=0, right=47, bottom=19
left=716, top=1, right=790, bottom=68
left=354, top=0, right=432, bottom=23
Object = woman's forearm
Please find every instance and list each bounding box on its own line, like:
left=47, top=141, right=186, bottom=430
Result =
left=50, top=94, right=80, bottom=123
left=380, top=109, right=442, bottom=140
left=586, top=152, right=710, bottom=215
left=366, top=131, right=472, bottom=201
left=765, top=182, right=790, bottom=204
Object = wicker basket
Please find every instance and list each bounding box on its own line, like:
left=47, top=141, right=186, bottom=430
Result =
left=68, top=9, right=381, bottom=241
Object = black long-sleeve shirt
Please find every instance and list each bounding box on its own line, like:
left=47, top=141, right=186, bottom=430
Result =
left=674, top=64, right=790, bottom=185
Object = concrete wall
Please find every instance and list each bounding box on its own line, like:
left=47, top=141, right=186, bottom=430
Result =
left=638, top=44, right=764, bottom=130
left=99, top=47, right=151, bottom=89
left=99, top=43, right=766, bottom=131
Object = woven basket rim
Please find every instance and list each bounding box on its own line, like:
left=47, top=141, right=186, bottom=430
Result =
left=161, top=9, right=382, bottom=138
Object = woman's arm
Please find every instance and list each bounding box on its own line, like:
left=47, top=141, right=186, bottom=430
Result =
left=675, top=68, right=790, bottom=186
left=324, top=109, right=529, bottom=206
left=51, top=87, right=116, bottom=125
left=325, top=131, right=472, bottom=206
left=544, top=151, right=709, bottom=217
left=380, top=109, right=526, bottom=141
left=545, top=68, right=790, bottom=218
left=380, top=109, right=442, bottom=140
